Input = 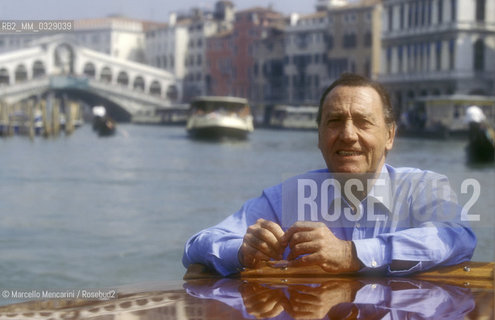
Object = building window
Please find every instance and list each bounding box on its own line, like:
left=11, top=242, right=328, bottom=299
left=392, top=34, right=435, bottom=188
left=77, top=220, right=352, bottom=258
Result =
left=400, top=3, right=405, bottom=29
left=407, top=44, right=413, bottom=71
left=436, top=40, right=442, bottom=71
left=428, top=0, right=433, bottom=25
left=325, top=34, right=334, bottom=50
left=364, top=32, right=372, bottom=47
left=398, top=45, right=403, bottom=73
left=415, top=1, right=420, bottom=26
left=342, top=33, right=357, bottom=48
left=408, top=3, right=413, bottom=27
left=451, top=0, right=457, bottom=21
left=421, top=0, right=427, bottom=25
left=473, top=39, right=484, bottom=71
left=419, top=43, right=424, bottom=70
left=437, top=0, right=443, bottom=24
left=414, top=43, right=420, bottom=70
left=476, top=0, right=485, bottom=21
left=386, top=47, right=392, bottom=73
left=426, top=42, right=431, bottom=71
left=388, top=6, right=393, bottom=31
left=449, top=39, right=455, bottom=70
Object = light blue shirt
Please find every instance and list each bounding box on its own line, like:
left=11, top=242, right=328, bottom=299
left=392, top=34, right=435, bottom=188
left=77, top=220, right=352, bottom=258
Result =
left=182, top=164, right=476, bottom=276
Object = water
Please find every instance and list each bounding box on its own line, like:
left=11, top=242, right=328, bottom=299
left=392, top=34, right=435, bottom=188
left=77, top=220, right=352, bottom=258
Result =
left=0, top=125, right=493, bottom=296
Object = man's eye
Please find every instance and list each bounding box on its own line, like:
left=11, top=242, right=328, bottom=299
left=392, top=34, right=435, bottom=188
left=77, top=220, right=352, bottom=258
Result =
left=357, top=119, right=374, bottom=127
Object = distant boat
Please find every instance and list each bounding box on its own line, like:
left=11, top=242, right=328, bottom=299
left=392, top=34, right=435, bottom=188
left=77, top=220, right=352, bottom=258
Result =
left=465, top=105, right=495, bottom=162
left=269, top=105, right=318, bottom=130
left=92, top=106, right=116, bottom=137
left=132, top=104, right=189, bottom=125
left=399, top=95, right=495, bottom=139
left=186, top=96, right=254, bottom=140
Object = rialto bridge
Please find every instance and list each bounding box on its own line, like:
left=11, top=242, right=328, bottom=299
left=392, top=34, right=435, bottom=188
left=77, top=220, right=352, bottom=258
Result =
left=0, top=35, right=182, bottom=121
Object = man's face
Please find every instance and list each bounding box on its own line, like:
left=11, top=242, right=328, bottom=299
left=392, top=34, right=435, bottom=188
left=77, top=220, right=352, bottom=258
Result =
left=318, top=85, right=395, bottom=174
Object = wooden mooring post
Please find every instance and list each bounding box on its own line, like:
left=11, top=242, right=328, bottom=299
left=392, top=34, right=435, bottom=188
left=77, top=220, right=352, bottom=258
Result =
left=41, top=99, right=51, bottom=137
left=27, top=99, right=35, bottom=140
left=65, top=101, right=76, bottom=135
left=52, top=99, right=60, bottom=136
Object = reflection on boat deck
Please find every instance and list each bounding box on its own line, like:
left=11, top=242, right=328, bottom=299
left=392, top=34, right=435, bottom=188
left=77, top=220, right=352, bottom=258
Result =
left=0, top=277, right=492, bottom=319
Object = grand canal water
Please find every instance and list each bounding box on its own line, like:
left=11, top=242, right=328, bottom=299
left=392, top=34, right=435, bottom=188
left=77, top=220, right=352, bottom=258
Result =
left=0, top=124, right=494, bottom=300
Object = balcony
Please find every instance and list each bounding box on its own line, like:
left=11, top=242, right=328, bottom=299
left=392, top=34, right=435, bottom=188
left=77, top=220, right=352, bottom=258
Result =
left=377, top=70, right=494, bottom=83
left=382, top=21, right=495, bottom=41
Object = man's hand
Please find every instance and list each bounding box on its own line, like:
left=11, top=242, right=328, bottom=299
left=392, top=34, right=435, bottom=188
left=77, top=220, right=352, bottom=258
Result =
left=286, top=281, right=360, bottom=319
left=239, top=218, right=285, bottom=268
left=240, top=281, right=288, bottom=319
left=281, top=221, right=362, bottom=273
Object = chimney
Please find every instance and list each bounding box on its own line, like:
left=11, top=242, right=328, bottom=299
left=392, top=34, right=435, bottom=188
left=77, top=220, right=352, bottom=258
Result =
left=169, top=12, right=177, bottom=26
left=290, top=13, right=299, bottom=26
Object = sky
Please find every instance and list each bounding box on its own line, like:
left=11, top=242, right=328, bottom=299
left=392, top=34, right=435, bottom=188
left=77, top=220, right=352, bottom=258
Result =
left=0, top=0, right=317, bottom=22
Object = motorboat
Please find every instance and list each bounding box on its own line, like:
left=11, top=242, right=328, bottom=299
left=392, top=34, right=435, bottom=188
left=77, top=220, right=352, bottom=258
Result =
left=399, top=95, right=495, bottom=138
left=269, top=105, right=318, bottom=130
left=186, top=96, right=254, bottom=140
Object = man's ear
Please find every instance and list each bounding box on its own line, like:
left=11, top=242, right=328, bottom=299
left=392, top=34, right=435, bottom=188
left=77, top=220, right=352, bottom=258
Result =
left=386, top=124, right=396, bottom=152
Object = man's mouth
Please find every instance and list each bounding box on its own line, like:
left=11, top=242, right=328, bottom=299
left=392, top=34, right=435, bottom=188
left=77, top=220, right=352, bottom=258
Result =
left=336, top=150, right=362, bottom=156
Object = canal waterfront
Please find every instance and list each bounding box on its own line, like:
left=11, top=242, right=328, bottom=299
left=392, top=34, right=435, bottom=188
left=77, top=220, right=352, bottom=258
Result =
left=0, top=124, right=494, bottom=301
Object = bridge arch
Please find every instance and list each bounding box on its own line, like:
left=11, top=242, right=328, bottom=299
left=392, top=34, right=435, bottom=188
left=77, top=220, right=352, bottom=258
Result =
left=166, top=84, right=179, bottom=101
left=100, top=66, right=112, bottom=83
left=15, top=64, right=28, bottom=83
left=133, top=76, right=145, bottom=91
left=149, top=80, right=161, bottom=96
left=0, top=68, right=9, bottom=85
left=33, top=60, right=46, bottom=78
left=83, top=62, right=96, bottom=78
left=117, top=71, right=129, bottom=86
left=54, top=43, right=75, bottom=75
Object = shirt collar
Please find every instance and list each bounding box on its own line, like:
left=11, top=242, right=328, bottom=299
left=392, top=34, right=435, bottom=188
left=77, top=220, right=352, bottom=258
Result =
left=366, top=164, right=394, bottom=213
left=325, top=164, right=394, bottom=214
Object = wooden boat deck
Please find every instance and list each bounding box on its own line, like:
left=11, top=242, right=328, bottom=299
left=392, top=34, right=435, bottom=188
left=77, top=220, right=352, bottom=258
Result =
left=0, top=262, right=493, bottom=319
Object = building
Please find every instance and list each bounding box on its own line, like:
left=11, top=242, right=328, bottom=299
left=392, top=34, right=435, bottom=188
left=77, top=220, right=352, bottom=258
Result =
left=324, top=0, right=382, bottom=85
left=207, top=6, right=284, bottom=101
left=205, top=30, right=235, bottom=96
left=145, top=15, right=189, bottom=86
left=182, top=2, right=235, bottom=99
left=256, top=0, right=381, bottom=106
left=379, top=0, right=495, bottom=117
left=283, top=11, right=330, bottom=105
left=251, top=26, right=286, bottom=105
left=234, top=7, right=284, bottom=100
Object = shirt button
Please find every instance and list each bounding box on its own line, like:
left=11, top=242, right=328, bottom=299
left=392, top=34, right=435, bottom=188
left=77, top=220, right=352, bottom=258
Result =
left=371, top=260, right=377, bottom=267
left=371, top=284, right=377, bottom=289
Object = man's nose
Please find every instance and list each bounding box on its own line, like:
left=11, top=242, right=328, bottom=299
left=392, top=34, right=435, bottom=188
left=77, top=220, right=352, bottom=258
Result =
left=340, top=120, right=358, bottom=141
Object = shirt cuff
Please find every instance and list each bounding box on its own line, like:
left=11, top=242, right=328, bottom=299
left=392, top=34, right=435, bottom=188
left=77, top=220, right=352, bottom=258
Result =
left=352, top=238, right=389, bottom=270
left=216, top=238, right=243, bottom=276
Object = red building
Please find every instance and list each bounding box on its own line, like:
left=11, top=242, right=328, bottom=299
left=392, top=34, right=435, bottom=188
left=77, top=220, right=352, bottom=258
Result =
left=207, top=7, right=284, bottom=98
left=206, top=30, right=234, bottom=96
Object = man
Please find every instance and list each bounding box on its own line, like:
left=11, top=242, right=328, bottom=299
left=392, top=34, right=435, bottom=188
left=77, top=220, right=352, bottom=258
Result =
left=182, top=73, right=476, bottom=276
